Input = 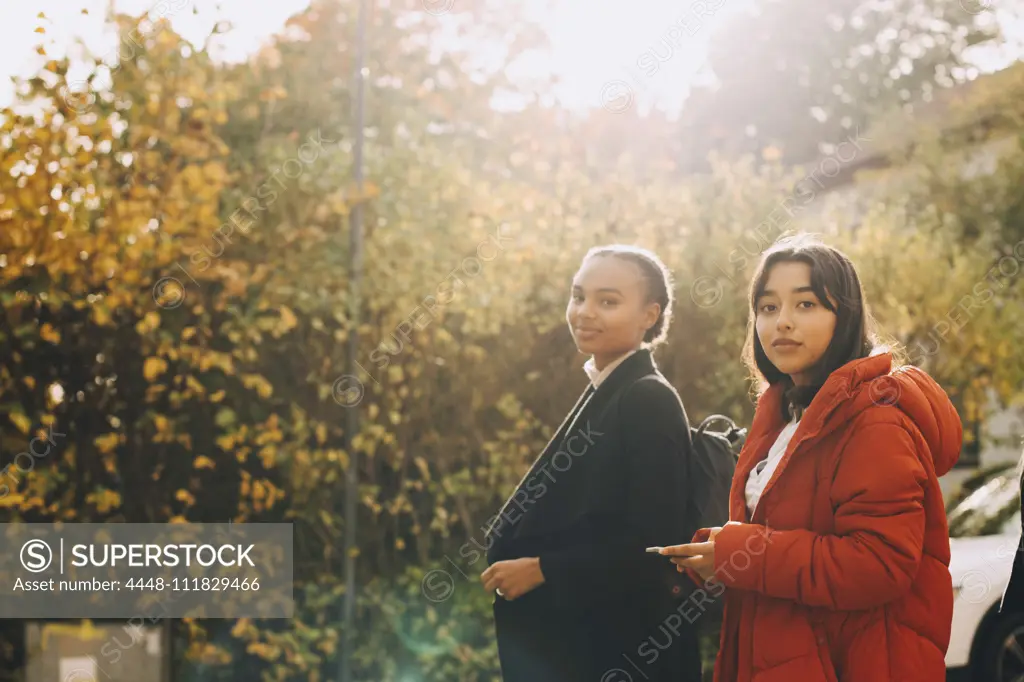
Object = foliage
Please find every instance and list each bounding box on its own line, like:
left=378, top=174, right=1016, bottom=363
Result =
left=1, top=1, right=1023, bottom=680
left=679, top=0, right=1001, bottom=166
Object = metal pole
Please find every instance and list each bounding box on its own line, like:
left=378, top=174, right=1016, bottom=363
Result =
left=341, top=0, right=368, bottom=678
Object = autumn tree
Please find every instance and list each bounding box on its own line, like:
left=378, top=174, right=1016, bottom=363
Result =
left=2, top=2, right=1023, bottom=681
left=678, top=0, right=1001, bottom=167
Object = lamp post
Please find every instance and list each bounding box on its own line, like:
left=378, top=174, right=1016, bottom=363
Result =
left=340, top=0, right=368, bottom=678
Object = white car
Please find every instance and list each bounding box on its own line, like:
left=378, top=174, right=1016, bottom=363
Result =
left=945, top=462, right=1024, bottom=681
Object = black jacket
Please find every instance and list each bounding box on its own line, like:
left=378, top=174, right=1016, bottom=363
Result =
left=1001, top=470, right=1024, bottom=613
left=485, top=349, right=702, bottom=682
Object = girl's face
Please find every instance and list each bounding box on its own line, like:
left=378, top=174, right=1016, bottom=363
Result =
left=566, top=256, right=660, bottom=366
left=755, top=261, right=837, bottom=386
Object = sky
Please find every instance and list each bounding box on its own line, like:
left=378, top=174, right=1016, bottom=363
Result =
left=0, top=0, right=745, bottom=114
left=1, top=0, right=310, bottom=103
left=0, top=0, right=1021, bottom=114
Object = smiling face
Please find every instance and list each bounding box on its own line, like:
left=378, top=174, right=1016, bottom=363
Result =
left=566, top=255, right=660, bottom=369
left=754, top=261, right=838, bottom=386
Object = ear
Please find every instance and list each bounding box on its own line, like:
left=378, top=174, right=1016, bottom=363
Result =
left=642, top=301, right=661, bottom=334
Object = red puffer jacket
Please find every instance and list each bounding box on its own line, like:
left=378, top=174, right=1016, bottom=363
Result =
left=701, top=353, right=962, bottom=682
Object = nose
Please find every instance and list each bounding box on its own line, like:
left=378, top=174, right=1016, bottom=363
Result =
left=576, top=299, right=597, bottom=321
left=775, top=306, right=794, bottom=332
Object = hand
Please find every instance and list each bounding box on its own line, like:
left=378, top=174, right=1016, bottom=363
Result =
left=481, top=557, right=545, bottom=601
left=659, top=524, right=737, bottom=582
left=661, top=540, right=716, bottom=581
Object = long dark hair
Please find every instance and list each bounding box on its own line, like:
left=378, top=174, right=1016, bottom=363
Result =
left=742, top=234, right=882, bottom=418
left=583, top=245, right=675, bottom=348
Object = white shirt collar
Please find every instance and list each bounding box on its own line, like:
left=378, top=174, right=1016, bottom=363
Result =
left=583, top=349, right=638, bottom=389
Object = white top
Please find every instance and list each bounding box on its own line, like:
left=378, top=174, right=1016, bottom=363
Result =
left=583, top=349, right=638, bottom=388
left=745, top=416, right=801, bottom=516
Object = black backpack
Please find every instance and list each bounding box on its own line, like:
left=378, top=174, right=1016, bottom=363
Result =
left=661, top=415, right=745, bottom=622
left=688, top=414, right=745, bottom=532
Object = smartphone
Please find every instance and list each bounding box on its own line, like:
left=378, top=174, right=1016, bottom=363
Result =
left=645, top=546, right=665, bottom=553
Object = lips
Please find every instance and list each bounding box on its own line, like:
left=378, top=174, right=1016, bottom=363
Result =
left=772, top=339, right=801, bottom=347
left=575, top=328, right=601, bottom=337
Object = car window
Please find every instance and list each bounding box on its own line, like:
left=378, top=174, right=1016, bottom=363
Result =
left=947, top=468, right=1021, bottom=538
left=946, top=463, right=1016, bottom=511
left=1002, top=509, right=1022, bottom=537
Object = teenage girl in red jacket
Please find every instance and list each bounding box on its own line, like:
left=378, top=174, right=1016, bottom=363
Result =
left=662, top=234, right=963, bottom=682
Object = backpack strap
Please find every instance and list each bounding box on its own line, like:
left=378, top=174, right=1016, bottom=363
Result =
left=697, top=414, right=747, bottom=451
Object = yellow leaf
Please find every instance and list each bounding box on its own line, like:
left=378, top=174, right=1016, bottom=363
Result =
left=241, top=374, right=273, bottom=399
left=259, top=446, right=276, bottom=469
left=135, top=311, right=161, bottom=334
left=10, top=412, right=31, bottom=435
left=35, top=27, right=45, bottom=34
left=94, top=433, right=119, bottom=453
left=349, top=181, right=380, bottom=203
left=92, top=303, right=111, bottom=326
left=194, top=455, right=216, bottom=470
left=258, top=85, right=288, bottom=102
left=175, top=489, right=195, bottom=506
left=143, top=357, right=168, bottom=382
left=87, top=489, right=121, bottom=514
left=36, top=46, right=46, bottom=56
left=0, top=494, right=25, bottom=508
left=40, top=323, right=60, bottom=344
left=246, top=641, right=281, bottom=660
left=279, top=306, right=298, bottom=332
left=230, top=618, right=250, bottom=637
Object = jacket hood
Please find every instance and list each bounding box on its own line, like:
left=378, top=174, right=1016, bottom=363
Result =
left=756, top=353, right=963, bottom=476
left=820, top=354, right=963, bottom=476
